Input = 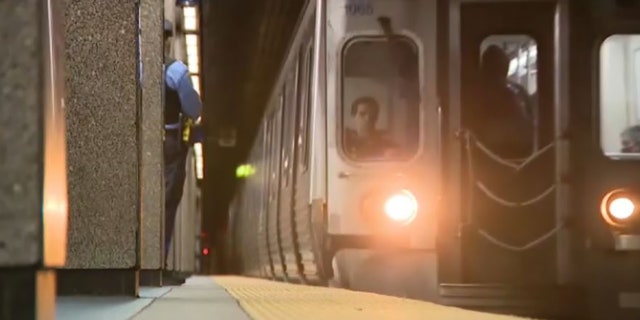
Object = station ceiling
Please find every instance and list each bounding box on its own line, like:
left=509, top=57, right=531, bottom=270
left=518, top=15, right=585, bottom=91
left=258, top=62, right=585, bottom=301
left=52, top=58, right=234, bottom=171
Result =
left=201, top=1, right=306, bottom=232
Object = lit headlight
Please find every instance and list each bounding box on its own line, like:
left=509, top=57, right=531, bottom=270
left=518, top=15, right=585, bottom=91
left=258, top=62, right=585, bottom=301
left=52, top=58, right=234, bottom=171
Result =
left=609, top=197, right=635, bottom=220
left=383, top=189, right=418, bottom=225
left=601, top=189, right=638, bottom=228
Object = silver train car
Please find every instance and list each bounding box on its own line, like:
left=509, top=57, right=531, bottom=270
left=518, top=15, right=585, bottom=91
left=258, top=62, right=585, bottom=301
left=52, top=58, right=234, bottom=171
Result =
left=224, top=0, right=640, bottom=319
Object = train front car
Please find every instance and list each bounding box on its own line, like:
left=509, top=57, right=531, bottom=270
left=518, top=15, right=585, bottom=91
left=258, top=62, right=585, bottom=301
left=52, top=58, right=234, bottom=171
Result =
left=574, top=1, right=640, bottom=319
left=324, top=0, right=440, bottom=284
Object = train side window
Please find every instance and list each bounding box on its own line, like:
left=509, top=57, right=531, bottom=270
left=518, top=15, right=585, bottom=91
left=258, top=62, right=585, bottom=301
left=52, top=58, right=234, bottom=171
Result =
left=262, top=120, right=271, bottom=204
left=269, top=97, right=282, bottom=200
left=296, top=43, right=308, bottom=171
left=274, top=94, right=284, bottom=189
left=298, top=39, right=313, bottom=171
left=283, top=64, right=298, bottom=187
left=474, top=35, right=539, bottom=159
left=264, top=116, right=273, bottom=200
left=600, top=35, right=640, bottom=158
left=340, top=36, right=420, bottom=162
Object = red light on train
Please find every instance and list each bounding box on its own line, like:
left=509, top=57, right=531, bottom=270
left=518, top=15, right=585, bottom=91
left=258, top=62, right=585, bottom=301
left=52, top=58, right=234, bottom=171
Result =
left=202, top=248, right=209, bottom=256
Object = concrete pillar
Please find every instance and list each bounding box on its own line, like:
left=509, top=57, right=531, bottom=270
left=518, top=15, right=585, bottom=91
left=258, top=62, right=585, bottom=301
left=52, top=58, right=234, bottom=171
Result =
left=58, top=0, right=141, bottom=296
left=0, top=1, right=68, bottom=319
left=139, top=0, right=165, bottom=287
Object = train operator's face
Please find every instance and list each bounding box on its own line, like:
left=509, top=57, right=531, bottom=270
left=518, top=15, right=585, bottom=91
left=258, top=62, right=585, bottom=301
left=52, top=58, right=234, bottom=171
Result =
left=621, top=137, right=640, bottom=153
left=354, top=103, right=377, bottom=136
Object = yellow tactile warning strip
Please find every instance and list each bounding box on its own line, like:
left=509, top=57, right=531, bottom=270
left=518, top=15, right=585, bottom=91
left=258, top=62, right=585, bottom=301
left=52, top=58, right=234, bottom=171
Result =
left=213, top=276, right=533, bottom=320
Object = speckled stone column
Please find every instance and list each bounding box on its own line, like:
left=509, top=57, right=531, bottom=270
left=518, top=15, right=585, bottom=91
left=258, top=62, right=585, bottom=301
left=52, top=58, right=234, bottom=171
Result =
left=58, top=0, right=141, bottom=295
left=139, top=0, right=165, bottom=287
left=0, top=1, right=68, bottom=319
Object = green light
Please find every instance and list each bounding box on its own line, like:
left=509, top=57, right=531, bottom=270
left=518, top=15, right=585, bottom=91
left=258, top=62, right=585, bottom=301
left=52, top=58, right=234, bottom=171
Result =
left=235, top=164, right=255, bottom=178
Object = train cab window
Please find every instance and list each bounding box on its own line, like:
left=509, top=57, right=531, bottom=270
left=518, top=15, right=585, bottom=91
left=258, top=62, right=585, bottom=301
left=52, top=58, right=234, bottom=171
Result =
left=600, top=35, right=640, bottom=159
left=341, top=36, right=420, bottom=161
left=475, top=35, right=539, bottom=159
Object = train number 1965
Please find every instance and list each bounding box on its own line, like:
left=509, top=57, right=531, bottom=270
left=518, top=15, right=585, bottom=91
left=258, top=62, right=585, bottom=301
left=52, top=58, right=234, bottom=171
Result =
left=345, top=0, right=374, bottom=16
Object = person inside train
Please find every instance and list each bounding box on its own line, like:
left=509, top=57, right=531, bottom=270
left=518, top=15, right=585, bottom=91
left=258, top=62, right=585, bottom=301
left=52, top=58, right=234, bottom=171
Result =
left=473, top=44, right=533, bottom=159
left=620, top=125, right=640, bottom=153
left=344, top=96, right=398, bottom=159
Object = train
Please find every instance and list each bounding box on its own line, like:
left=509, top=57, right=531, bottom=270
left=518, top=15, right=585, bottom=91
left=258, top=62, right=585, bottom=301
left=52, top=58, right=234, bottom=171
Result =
left=223, top=0, right=640, bottom=319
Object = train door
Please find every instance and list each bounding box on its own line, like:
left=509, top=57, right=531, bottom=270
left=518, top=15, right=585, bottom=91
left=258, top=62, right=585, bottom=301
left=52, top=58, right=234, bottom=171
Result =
left=445, top=0, right=570, bottom=288
left=325, top=0, right=440, bottom=249
left=279, top=63, right=299, bottom=281
left=292, top=31, right=317, bottom=283
left=261, top=115, right=276, bottom=278
left=267, top=101, right=286, bottom=279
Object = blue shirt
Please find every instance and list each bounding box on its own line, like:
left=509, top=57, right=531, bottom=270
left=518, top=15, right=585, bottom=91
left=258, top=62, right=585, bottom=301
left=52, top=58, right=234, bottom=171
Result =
left=165, top=60, right=202, bottom=122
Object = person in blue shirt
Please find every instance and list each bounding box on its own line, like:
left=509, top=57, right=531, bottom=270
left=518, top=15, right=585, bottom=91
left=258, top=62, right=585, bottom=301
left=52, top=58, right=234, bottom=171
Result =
left=163, top=19, right=202, bottom=266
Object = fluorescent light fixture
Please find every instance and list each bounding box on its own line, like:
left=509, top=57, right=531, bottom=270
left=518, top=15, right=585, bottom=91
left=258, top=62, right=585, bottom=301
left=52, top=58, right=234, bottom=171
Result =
left=183, top=7, right=198, bottom=31
left=188, top=56, right=199, bottom=73
left=194, top=142, right=204, bottom=179
left=191, top=75, right=200, bottom=94
left=185, top=34, right=198, bottom=46
left=188, top=62, right=199, bottom=73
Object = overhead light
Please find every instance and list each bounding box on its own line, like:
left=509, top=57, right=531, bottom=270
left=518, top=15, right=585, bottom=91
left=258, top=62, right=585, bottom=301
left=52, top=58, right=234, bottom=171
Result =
left=185, top=34, right=198, bottom=46
left=188, top=62, right=199, bottom=74
left=188, top=53, right=199, bottom=66
left=191, top=75, right=200, bottom=94
left=176, top=0, right=200, bottom=6
left=183, top=7, right=198, bottom=31
left=187, top=45, right=199, bottom=58
left=194, top=142, right=204, bottom=180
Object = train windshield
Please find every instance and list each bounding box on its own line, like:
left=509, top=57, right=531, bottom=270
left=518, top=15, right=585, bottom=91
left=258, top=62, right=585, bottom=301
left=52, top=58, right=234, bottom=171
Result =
left=341, top=36, right=420, bottom=162
left=600, top=35, right=640, bottom=159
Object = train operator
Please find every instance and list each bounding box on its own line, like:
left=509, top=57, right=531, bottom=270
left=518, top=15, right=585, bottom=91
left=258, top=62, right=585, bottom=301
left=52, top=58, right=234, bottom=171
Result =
left=621, top=125, right=640, bottom=153
left=344, top=96, right=398, bottom=159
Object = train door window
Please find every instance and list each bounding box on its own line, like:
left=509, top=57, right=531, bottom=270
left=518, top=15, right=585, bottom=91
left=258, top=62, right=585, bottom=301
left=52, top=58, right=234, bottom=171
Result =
left=474, top=35, right=539, bottom=159
left=272, top=95, right=284, bottom=192
left=600, top=35, right=640, bottom=158
left=340, top=36, right=420, bottom=162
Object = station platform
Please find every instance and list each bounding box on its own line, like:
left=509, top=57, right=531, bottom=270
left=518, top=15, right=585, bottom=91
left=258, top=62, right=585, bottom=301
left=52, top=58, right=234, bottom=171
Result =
left=56, top=276, right=531, bottom=320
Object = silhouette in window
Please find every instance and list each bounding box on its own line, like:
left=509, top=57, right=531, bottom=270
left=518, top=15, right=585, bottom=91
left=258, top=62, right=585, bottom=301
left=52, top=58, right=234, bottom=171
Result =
left=473, top=45, right=533, bottom=158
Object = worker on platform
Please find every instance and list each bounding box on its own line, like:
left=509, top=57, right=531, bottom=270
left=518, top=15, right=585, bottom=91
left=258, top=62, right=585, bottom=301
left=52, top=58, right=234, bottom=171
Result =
left=163, top=19, right=202, bottom=275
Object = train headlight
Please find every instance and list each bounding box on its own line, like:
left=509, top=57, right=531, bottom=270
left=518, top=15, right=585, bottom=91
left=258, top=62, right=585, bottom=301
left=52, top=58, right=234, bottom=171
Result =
left=601, top=189, right=638, bottom=228
left=361, top=187, right=419, bottom=229
left=609, top=197, right=635, bottom=220
left=383, top=189, right=418, bottom=225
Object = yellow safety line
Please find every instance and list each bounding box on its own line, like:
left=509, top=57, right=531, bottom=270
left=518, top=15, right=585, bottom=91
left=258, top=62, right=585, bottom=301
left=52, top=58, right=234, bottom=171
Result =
left=213, top=276, right=533, bottom=320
